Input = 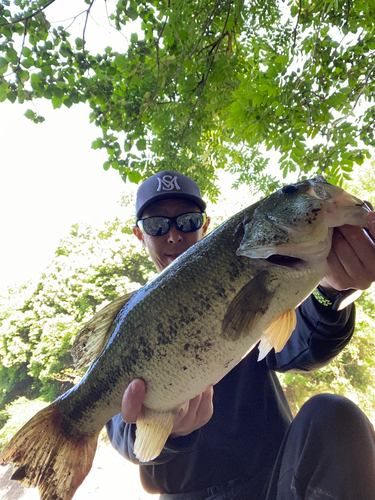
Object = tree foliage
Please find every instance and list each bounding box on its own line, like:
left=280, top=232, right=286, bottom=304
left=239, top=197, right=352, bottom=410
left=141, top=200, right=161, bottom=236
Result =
left=1, top=0, right=375, bottom=193
left=0, top=198, right=155, bottom=411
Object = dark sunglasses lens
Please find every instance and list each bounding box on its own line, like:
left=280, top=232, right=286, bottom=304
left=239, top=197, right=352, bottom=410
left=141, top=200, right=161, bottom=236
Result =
left=142, top=217, right=171, bottom=236
left=176, top=213, right=204, bottom=232
left=140, top=213, right=205, bottom=236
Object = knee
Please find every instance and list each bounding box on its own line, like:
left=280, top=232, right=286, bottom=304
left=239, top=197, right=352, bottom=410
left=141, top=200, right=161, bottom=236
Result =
left=297, top=393, right=370, bottom=434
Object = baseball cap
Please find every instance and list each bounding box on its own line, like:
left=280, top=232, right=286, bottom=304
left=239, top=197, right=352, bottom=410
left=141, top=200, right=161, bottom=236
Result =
left=135, top=171, right=206, bottom=220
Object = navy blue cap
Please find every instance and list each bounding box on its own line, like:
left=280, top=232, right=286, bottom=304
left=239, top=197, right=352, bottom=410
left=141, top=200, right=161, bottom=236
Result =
left=136, top=171, right=206, bottom=220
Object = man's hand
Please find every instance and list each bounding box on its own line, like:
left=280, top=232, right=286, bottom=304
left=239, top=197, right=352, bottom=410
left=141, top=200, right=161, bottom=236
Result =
left=121, top=379, right=214, bottom=438
left=169, top=386, right=214, bottom=438
left=320, top=210, right=375, bottom=295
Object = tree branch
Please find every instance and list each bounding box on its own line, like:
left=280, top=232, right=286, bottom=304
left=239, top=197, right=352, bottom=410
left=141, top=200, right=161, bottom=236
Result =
left=187, top=0, right=223, bottom=62
left=292, top=0, right=302, bottom=50
left=178, top=1, right=233, bottom=146
left=81, top=0, right=96, bottom=69
left=327, top=61, right=375, bottom=140
left=0, top=0, right=57, bottom=27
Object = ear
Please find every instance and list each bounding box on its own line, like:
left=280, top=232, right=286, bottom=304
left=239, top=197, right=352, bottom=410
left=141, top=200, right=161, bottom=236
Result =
left=133, top=226, right=146, bottom=246
left=202, top=216, right=211, bottom=237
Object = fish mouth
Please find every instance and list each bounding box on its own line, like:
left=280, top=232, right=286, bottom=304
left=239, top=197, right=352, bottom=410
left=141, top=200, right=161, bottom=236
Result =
left=266, top=255, right=304, bottom=268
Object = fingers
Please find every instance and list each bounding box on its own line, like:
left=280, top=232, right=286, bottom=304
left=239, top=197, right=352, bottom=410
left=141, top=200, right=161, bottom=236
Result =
left=121, top=379, right=146, bottom=423
left=367, top=211, right=375, bottom=236
left=171, top=386, right=214, bottom=438
left=121, top=381, right=214, bottom=438
left=365, top=201, right=374, bottom=212
left=322, top=220, right=375, bottom=291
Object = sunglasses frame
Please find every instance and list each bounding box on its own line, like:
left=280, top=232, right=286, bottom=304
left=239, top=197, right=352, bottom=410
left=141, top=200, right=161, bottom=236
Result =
left=137, top=212, right=207, bottom=236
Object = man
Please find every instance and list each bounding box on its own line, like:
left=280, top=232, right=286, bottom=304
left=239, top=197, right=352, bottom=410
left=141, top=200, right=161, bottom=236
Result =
left=107, top=170, right=375, bottom=500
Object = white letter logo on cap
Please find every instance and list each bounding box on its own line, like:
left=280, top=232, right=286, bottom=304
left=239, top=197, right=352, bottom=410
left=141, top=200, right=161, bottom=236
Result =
left=157, top=175, right=181, bottom=192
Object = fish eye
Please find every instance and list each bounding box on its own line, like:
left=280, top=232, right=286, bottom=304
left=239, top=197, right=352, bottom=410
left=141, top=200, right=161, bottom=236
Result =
left=281, top=185, right=298, bottom=194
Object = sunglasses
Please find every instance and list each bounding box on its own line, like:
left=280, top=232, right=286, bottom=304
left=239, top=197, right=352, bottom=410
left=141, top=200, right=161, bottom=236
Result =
left=137, top=212, right=206, bottom=237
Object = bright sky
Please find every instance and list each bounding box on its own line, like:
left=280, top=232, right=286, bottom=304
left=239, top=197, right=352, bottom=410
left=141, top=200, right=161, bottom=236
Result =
left=0, top=100, right=133, bottom=295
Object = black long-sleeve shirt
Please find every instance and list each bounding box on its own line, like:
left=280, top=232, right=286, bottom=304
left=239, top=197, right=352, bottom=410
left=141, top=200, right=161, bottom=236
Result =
left=106, top=295, right=355, bottom=495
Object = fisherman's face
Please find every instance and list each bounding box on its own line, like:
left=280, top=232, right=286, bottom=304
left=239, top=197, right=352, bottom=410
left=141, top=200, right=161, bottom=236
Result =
left=133, top=199, right=210, bottom=272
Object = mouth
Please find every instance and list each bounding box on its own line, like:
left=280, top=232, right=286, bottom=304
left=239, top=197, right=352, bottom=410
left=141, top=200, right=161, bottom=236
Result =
left=166, top=253, right=182, bottom=260
left=266, top=255, right=304, bottom=268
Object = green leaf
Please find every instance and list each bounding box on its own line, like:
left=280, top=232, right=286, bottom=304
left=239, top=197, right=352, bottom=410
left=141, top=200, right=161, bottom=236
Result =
left=178, top=29, right=189, bottom=41
left=92, top=139, right=102, bottom=150
left=21, top=58, right=34, bottom=69
left=52, top=96, right=63, bottom=109
left=165, top=34, right=174, bottom=46
left=22, top=46, right=32, bottom=57
left=275, top=54, right=288, bottom=65
left=136, top=138, right=147, bottom=151
left=6, top=48, right=17, bottom=62
left=128, top=170, right=142, bottom=183
left=24, top=109, right=36, bottom=120
left=0, top=57, right=8, bottom=70
left=41, top=65, right=53, bottom=76
left=0, top=82, right=8, bottom=103
left=114, top=55, right=127, bottom=69
left=30, top=73, right=41, bottom=84
left=0, top=57, right=8, bottom=76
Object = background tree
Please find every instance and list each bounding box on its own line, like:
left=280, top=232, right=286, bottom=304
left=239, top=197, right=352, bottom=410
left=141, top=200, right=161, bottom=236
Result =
left=1, top=0, right=375, bottom=195
left=0, top=194, right=155, bottom=412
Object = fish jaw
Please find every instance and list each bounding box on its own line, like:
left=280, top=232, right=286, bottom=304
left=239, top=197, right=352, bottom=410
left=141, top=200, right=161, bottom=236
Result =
left=237, top=177, right=369, bottom=263
left=306, top=176, right=370, bottom=229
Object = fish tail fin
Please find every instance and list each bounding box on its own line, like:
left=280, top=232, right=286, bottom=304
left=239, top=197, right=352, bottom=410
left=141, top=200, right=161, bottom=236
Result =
left=0, top=401, right=100, bottom=500
left=134, top=408, right=176, bottom=462
left=258, top=308, right=297, bottom=361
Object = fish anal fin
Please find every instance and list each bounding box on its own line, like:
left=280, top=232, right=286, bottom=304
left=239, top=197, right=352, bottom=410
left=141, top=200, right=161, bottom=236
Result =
left=72, top=291, right=137, bottom=369
left=258, top=308, right=297, bottom=361
left=0, top=401, right=99, bottom=500
left=222, top=271, right=274, bottom=341
left=257, top=338, right=273, bottom=361
left=134, top=408, right=177, bottom=462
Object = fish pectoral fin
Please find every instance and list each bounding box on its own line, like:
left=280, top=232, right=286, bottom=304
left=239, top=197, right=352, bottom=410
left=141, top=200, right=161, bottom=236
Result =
left=134, top=408, right=177, bottom=462
left=257, top=308, right=297, bottom=361
left=222, top=271, right=274, bottom=341
left=71, top=291, right=138, bottom=369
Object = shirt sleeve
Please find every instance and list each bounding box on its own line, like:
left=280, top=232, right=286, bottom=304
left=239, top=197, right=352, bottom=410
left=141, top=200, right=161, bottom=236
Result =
left=265, top=293, right=356, bottom=373
left=105, top=413, right=201, bottom=464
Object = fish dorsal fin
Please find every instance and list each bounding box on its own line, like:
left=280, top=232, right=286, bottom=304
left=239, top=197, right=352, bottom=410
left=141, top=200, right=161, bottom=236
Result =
left=71, top=291, right=137, bottom=369
left=257, top=308, right=296, bottom=361
left=222, top=271, right=274, bottom=341
left=134, top=408, right=177, bottom=462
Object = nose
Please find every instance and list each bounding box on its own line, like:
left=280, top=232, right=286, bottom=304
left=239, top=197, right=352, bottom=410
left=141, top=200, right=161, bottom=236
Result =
left=167, top=223, right=183, bottom=243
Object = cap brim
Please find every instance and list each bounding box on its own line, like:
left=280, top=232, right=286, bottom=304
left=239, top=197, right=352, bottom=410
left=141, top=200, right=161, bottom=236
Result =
left=136, top=193, right=206, bottom=220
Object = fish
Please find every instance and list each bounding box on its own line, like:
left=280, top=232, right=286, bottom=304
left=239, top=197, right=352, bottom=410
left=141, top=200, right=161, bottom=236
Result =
left=0, top=176, right=370, bottom=500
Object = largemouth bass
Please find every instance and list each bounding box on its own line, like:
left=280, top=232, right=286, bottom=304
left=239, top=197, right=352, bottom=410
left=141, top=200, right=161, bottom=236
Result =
left=0, top=177, right=370, bottom=500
